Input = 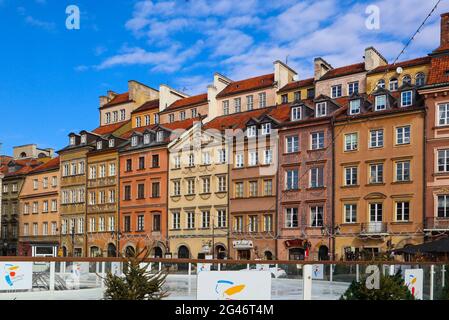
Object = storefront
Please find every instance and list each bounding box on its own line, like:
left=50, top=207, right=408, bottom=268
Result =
left=233, top=240, right=254, bottom=260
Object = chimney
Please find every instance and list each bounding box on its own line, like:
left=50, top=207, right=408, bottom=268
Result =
left=440, top=13, right=449, bottom=49
left=206, top=73, right=232, bottom=122
left=107, top=90, right=117, bottom=99
left=364, top=47, right=388, bottom=71
left=273, top=60, right=297, bottom=91
left=314, top=57, right=333, bottom=80
left=99, top=96, right=110, bottom=108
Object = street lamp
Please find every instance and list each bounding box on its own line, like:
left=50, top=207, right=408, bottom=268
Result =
left=111, top=230, right=122, bottom=257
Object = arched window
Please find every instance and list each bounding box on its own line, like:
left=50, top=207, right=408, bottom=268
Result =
left=377, top=79, right=385, bottom=89
left=402, top=74, right=412, bottom=85
left=416, top=72, right=426, bottom=86
left=20, top=152, right=27, bottom=158
left=389, top=78, right=398, bottom=91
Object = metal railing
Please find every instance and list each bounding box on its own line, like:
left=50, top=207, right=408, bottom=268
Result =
left=425, top=217, right=449, bottom=230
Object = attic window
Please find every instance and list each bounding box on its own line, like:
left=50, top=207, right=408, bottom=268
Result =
left=375, top=95, right=387, bottom=111
left=316, top=102, right=327, bottom=117
left=109, top=139, right=115, bottom=148
left=97, top=141, right=103, bottom=150
left=157, top=131, right=164, bottom=142
left=349, top=99, right=361, bottom=115
left=69, top=136, right=76, bottom=146
left=144, top=133, right=150, bottom=144
left=247, top=125, right=257, bottom=138
left=291, top=106, right=301, bottom=121
left=131, top=136, right=138, bottom=147
left=81, top=134, right=87, bottom=144
left=261, top=123, right=271, bottom=135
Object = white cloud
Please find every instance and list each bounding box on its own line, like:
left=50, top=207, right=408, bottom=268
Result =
left=24, top=15, right=56, bottom=31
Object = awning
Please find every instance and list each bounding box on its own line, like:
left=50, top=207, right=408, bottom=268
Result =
left=394, top=237, right=449, bottom=255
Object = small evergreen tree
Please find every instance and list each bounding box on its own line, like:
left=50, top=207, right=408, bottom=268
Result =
left=340, top=272, right=415, bottom=300
left=103, top=246, right=169, bottom=300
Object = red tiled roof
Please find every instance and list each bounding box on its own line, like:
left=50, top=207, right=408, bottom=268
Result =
left=266, top=104, right=291, bottom=122
left=427, top=55, right=449, bottom=85
left=132, top=99, right=160, bottom=114
left=368, top=56, right=431, bottom=75
left=121, top=124, right=158, bottom=139
left=319, top=63, right=366, bottom=80
left=216, top=74, right=275, bottom=98
left=278, top=78, right=314, bottom=93
left=204, top=108, right=270, bottom=131
left=101, top=92, right=132, bottom=108
left=30, top=157, right=60, bottom=174
left=121, top=117, right=202, bottom=139
left=4, top=159, right=43, bottom=177
left=162, top=93, right=208, bottom=113
left=92, top=121, right=130, bottom=136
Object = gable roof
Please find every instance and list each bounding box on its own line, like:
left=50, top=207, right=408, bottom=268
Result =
left=368, top=56, right=431, bottom=75
left=29, top=157, right=60, bottom=174
left=319, top=62, right=366, bottom=80
left=3, top=159, right=43, bottom=178
left=92, top=121, right=130, bottom=136
left=101, top=92, right=132, bottom=109
left=132, top=99, right=160, bottom=114
left=216, top=73, right=275, bottom=98
left=278, top=78, right=314, bottom=93
left=203, top=108, right=270, bottom=131
left=162, top=93, right=208, bottom=113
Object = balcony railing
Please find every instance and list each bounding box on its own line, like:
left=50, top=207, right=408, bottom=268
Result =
left=425, top=217, right=449, bottom=231
left=360, top=222, right=388, bottom=235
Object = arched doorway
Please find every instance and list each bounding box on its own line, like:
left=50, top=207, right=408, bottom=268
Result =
left=153, top=247, right=163, bottom=258
left=125, top=246, right=135, bottom=257
left=90, top=246, right=100, bottom=257
left=289, top=248, right=305, bottom=260
left=264, top=251, right=273, bottom=260
left=318, top=245, right=329, bottom=261
left=215, top=245, right=226, bottom=259
left=107, top=243, right=117, bottom=257
left=178, top=245, right=190, bottom=271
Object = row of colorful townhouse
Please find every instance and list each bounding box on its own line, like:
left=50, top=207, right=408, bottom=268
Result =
left=2, top=13, right=449, bottom=261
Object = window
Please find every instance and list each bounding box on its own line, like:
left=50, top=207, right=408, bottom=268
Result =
left=249, top=151, right=258, bottom=166
left=223, top=100, right=229, bottom=115
left=124, top=185, right=131, bottom=201
left=281, top=94, right=288, bottom=104
left=389, top=78, right=398, bottom=91
left=144, top=115, right=150, bottom=126
left=32, top=202, right=38, bottom=214
left=108, top=190, right=115, bottom=203
left=259, top=92, right=267, bottom=108
left=331, top=85, right=342, bottom=98
left=89, top=192, right=96, bottom=205
left=81, top=134, right=87, bottom=144
left=153, top=214, right=161, bottom=231
left=439, top=103, right=449, bottom=126
left=23, top=203, right=29, bottom=215
left=218, top=176, right=227, bottom=192
left=369, top=203, right=383, bottom=222
left=249, top=181, right=258, bottom=197
left=377, top=79, right=385, bottom=89
left=173, top=181, right=181, bottom=196
left=349, top=99, right=361, bottom=115
left=416, top=73, right=426, bottom=87
left=12, top=184, right=17, bottom=192
left=348, top=81, right=359, bottom=95
left=369, top=163, right=384, bottom=184
left=370, top=129, right=384, bottom=148
left=402, top=75, right=412, bottom=85
left=344, top=133, right=358, bottom=151
left=23, top=223, right=29, bottom=236
left=124, top=216, right=131, bottom=232
left=137, top=215, right=144, bottom=231
left=137, top=184, right=145, bottom=199
left=99, top=164, right=106, bottom=178
left=152, top=182, right=160, bottom=198
left=105, top=112, right=111, bottom=124
left=264, top=180, right=273, bottom=196
left=187, top=179, right=195, bottom=195
left=154, top=113, right=159, bottom=124
left=51, top=200, right=57, bottom=212
left=156, top=131, right=164, bottom=142
left=33, top=223, right=38, bottom=236
left=51, top=222, right=57, bottom=235
left=294, top=91, right=301, bottom=101
left=235, top=153, right=244, bottom=168
left=396, top=161, right=411, bottom=182
left=286, top=169, right=299, bottom=190
left=345, top=167, right=358, bottom=186
left=344, top=204, right=357, bottom=223
left=202, top=152, right=211, bottom=165
left=218, top=149, right=227, bottom=163
left=131, top=136, right=138, bottom=147
left=136, top=117, right=141, bottom=128
left=401, top=90, right=412, bottom=107
left=437, top=195, right=449, bottom=218
left=374, top=95, right=387, bottom=111
left=109, top=139, right=115, bottom=148
left=69, top=136, right=76, bottom=146
left=202, top=211, right=210, bottom=229
left=311, top=131, right=325, bottom=150
left=2, top=184, right=8, bottom=193
left=438, top=149, right=449, bottom=172
left=112, top=111, right=118, bottom=122
left=307, top=88, right=315, bottom=99
left=43, top=177, right=48, bottom=189
left=310, top=206, right=324, bottom=227
left=235, top=182, right=244, bottom=198
left=191, top=108, right=197, bottom=118
left=187, top=212, right=195, bottom=229
left=99, top=217, right=105, bottom=232
left=247, top=125, right=257, bottom=138
left=120, top=109, right=126, bottom=121
left=286, top=136, right=299, bottom=153
left=126, top=159, right=132, bottom=172
left=78, top=162, right=85, bottom=175
left=144, top=133, right=150, bottom=144
left=217, top=210, right=227, bottom=228
left=108, top=216, right=115, bottom=232
left=188, top=153, right=195, bottom=167
left=310, top=167, right=324, bottom=188
left=249, top=216, right=258, bottom=233
left=316, top=102, right=327, bottom=117
left=264, top=215, right=273, bottom=232
left=396, top=126, right=410, bottom=145
left=234, top=98, right=241, bottom=113
left=109, top=163, right=116, bottom=176
left=234, top=216, right=243, bottom=232
left=264, top=149, right=272, bottom=165
left=43, top=201, right=49, bottom=213
left=33, top=179, right=38, bottom=190
left=77, top=218, right=84, bottom=234
left=138, top=157, right=145, bottom=170
left=261, top=123, right=271, bottom=135
left=291, top=106, right=301, bottom=121
left=174, top=155, right=181, bottom=169
left=202, top=177, right=210, bottom=193
left=172, top=212, right=180, bottom=229
left=246, top=95, right=254, bottom=110
left=396, top=201, right=410, bottom=222
left=285, top=208, right=298, bottom=228
left=180, top=111, right=186, bottom=120
left=169, top=114, right=175, bottom=123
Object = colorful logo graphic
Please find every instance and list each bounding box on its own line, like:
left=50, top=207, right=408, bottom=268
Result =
left=408, top=274, right=418, bottom=296
left=215, top=280, right=246, bottom=300
left=3, top=264, right=24, bottom=287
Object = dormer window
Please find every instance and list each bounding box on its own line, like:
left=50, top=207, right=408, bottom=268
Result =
left=401, top=90, right=413, bottom=107
left=144, top=133, right=150, bottom=144
left=131, top=136, right=138, bottom=147
left=331, top=85, right=342, bottom=98
left=261, top=123, right=271, bottom=135
left=389, top=78, right=398, bottom=91
left=247, top=125, right=257, bottom=138
left=291, top=106, right=301, bottom=121
left=97, top=141, right=103, bottom=150
left=69, top=136, right=76, bottom=146
left=136, top=117, right=141, bottom=128
left=157, top=131, right=164, bottom=142
left=108, top=139, right=115, bottom=148
left=81, top=134, right=87, bottom=144
left=316, top=102, right=327, bottom=117
left=402, top=75, right=412, bottom=86
left=349, top=99, right=361, bottom=115
left=375, top=95, right=387, bottom=111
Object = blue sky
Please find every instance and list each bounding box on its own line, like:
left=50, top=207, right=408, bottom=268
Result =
left=0, top=0, right=448, bottom=155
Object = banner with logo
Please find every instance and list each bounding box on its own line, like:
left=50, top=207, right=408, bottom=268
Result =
left=312, top=264, right=324, bottom=280
left=111, top=262, right=122, bottom=276
left=197, top=255, right=213, bottom=273
left=0, top=262, right=33, bottom=291
left=197, top=271, right=271, bottom=300
left=405, top=269, right=423, bottom=300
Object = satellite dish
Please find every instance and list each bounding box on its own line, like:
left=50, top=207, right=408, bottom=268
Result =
left=396, top=67, right=403, bottom=74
